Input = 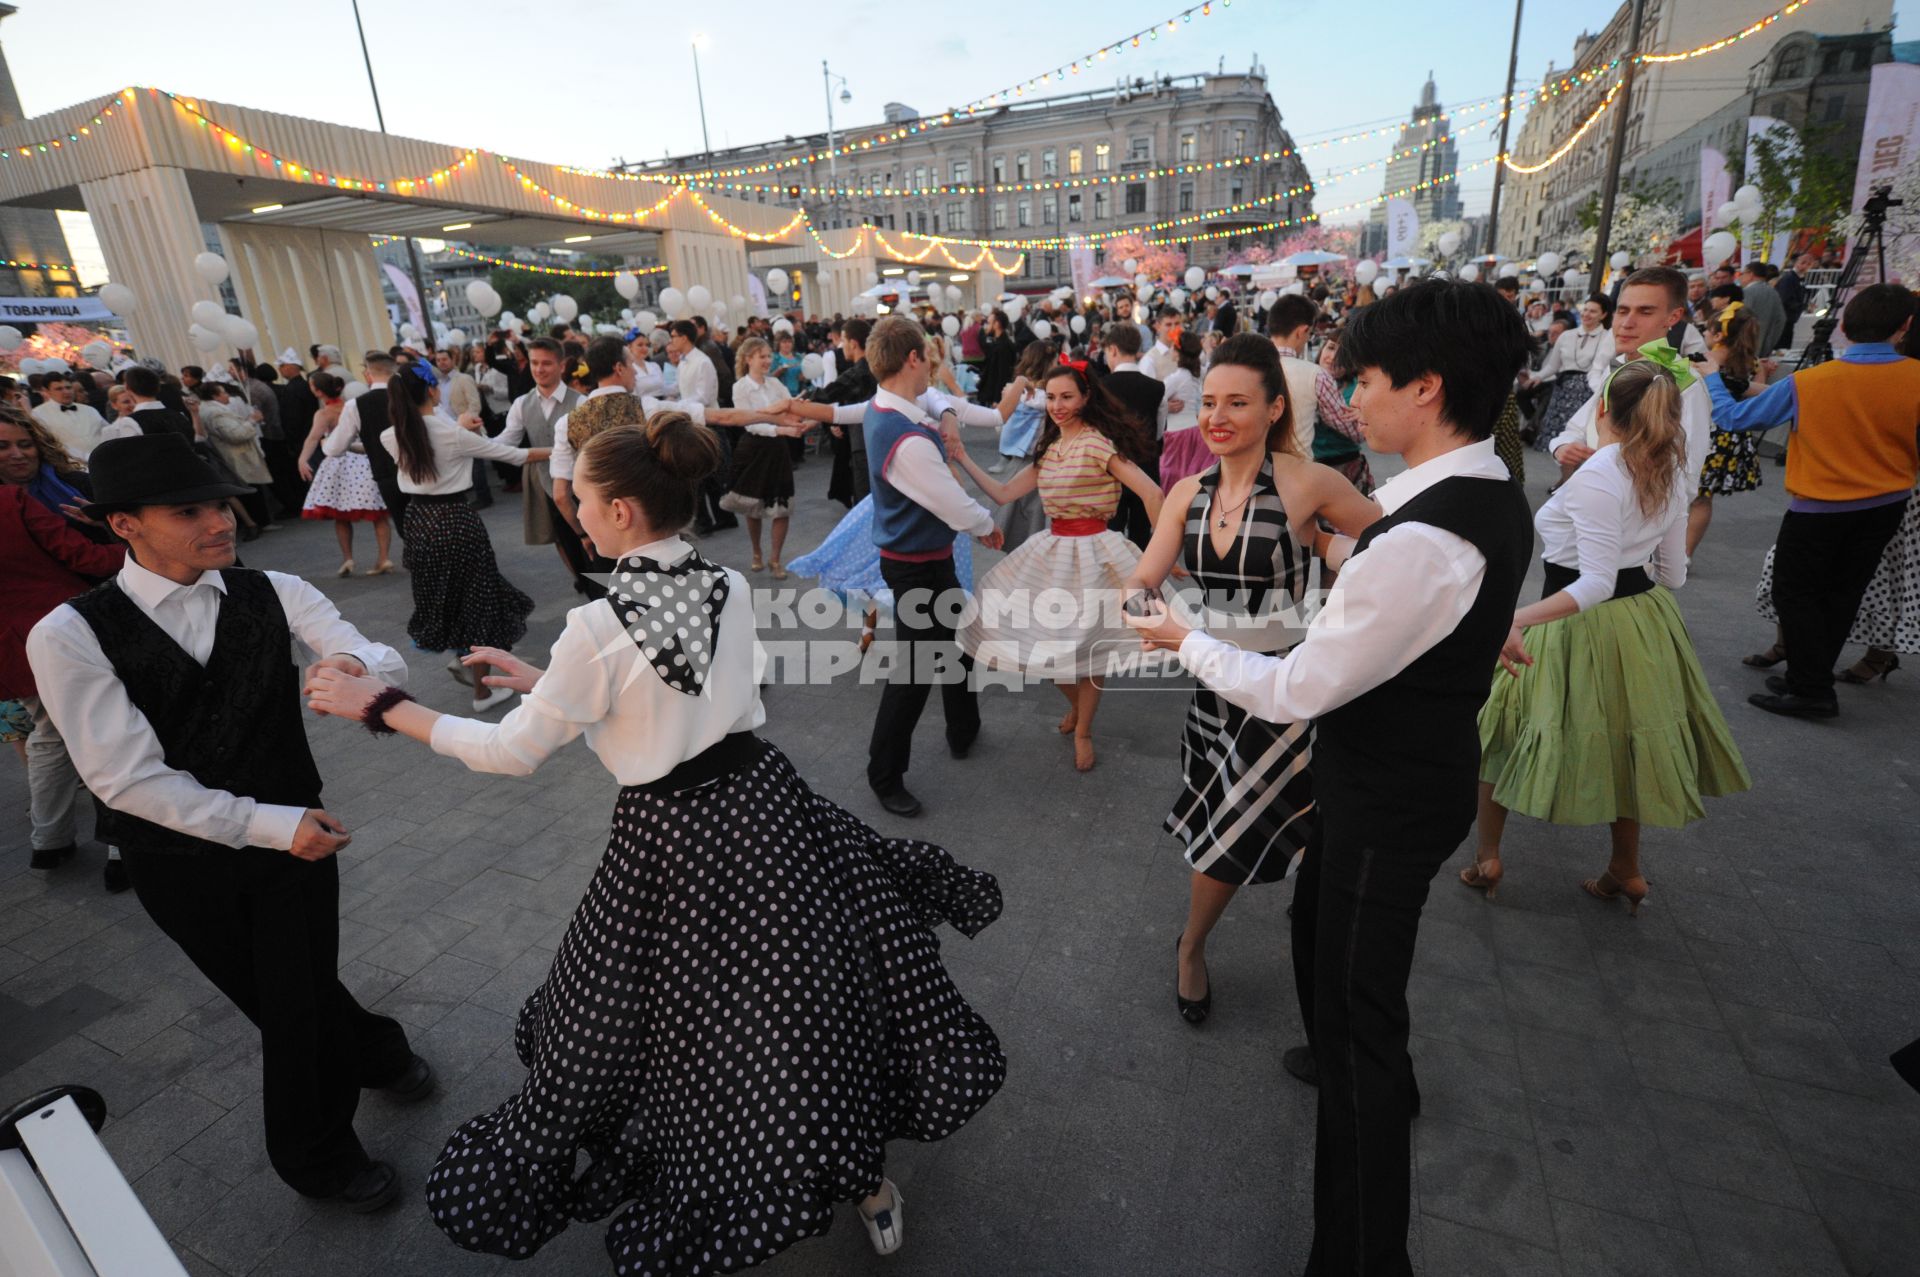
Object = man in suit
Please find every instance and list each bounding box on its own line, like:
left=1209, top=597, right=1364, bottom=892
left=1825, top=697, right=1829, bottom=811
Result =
left=1100, top=322, right=1165, bottom=548
left=119, top=366, right=194, bottom=441
left=33, top=372, right=109, bottom=460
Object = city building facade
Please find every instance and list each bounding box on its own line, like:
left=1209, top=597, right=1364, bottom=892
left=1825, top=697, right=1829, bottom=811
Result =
left=1363, top=75, right=1464, bottom=255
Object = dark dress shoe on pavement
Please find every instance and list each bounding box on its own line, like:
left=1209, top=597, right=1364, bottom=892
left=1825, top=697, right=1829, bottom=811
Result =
left=874, top=788, right=923, bottom=818
left=1748, top=690, right=1838, bottom=719
left=334, top=1161, right=399, bottom=1213
left=102, top=858, right=130, bottom=894
left=1765, top=674, right=1791, bottom=696
left=382, top=1054, right=434, bottom=1103
left=1283, top=1045, right=1319, bottom=1087
left=947, top=735, right=976, bottom=760
left=30, top=844, right=76, bottom=871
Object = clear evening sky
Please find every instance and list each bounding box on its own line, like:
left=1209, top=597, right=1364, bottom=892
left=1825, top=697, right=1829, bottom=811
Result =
left=8, top=0, right=1914, bottom=247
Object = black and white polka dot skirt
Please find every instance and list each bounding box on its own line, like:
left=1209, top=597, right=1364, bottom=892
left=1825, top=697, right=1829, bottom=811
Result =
left=401, top=494, right=534, bottom=652
left=424, top=740, right=1005, bottom=1274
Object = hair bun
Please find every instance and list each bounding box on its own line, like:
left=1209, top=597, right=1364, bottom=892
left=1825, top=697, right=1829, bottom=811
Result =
left=643, top=411, right=723, bottom=484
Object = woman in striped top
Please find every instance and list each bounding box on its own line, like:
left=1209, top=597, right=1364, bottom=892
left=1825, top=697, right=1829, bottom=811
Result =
left=955, top=365, right=1163, bottom=772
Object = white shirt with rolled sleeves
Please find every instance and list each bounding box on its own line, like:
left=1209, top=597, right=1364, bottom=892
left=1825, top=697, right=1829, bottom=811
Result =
left=379, top=409, right=531, bottom=495
left=495, top=383, right=572, bottom=449
left=26, top=558, right=407, bottom=852
left=1177, top=439, right=1510, bottom=723
left=428, top=536, right=765, bottom=783
left=1550, top=358, right=1713, bottom=481
left=548, top=387, right=709, bottom=484
left=827, top=389, right=1001, bottom=430
left=674, top=347, right=720, bottom=410
left=321, top=379, right=387, bottom=457
left=872, top=387, right=995, bottom=539
left=1535, top=443, right=1689, bottom=613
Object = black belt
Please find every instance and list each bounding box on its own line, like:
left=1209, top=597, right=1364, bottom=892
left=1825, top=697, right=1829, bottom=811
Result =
left=1541, top=560, right=1654, bottom=602
left=626, top=732, right=764, bottom=796
left=408, top=491, right=472, bottom=505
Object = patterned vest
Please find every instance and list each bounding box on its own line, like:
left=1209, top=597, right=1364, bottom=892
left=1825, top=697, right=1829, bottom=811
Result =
left=566, top=391, right=648, bottom=453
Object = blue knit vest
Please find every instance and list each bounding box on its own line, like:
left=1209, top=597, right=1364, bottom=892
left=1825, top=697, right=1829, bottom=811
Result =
left=866, top=404, right=956, bottom=558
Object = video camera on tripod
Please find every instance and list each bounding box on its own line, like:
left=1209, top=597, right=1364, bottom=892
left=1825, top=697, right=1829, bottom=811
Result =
left=1800, top=184, right=1903, bottom=368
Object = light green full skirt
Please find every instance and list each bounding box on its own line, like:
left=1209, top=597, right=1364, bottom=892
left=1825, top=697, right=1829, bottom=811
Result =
left=1478, top=586, right=1751, bottom=828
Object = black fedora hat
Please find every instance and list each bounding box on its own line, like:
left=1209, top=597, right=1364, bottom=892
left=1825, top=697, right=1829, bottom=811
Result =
left=82, top=434, right=253, bottom=519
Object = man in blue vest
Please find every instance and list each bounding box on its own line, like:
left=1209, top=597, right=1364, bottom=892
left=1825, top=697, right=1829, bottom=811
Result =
left=1129, top=280, right=1534, bottom=1277
left=863, top=315, right=1002, bottom=817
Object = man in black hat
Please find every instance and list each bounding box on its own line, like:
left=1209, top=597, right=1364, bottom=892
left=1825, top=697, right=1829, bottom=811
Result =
left=26, top=434, right=431, bottom=1213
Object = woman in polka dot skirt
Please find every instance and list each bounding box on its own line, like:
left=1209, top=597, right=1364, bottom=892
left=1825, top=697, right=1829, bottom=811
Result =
left=307, top=413, right=1005, bottom=1274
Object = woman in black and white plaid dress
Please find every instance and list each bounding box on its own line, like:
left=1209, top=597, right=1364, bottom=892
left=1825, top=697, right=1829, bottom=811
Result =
left=1126, top=336, right=1380, bottom=1025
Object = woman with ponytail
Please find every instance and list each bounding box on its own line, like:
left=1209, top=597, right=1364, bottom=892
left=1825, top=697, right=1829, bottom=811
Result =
left=1468, top=349, right=1750, bottom=912
left=380, top=361, right=549, bottom=709
left=308, top=412, right=1005, bottom=1273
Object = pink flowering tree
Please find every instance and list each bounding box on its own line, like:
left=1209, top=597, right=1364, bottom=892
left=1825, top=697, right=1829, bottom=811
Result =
left=1097, top=232, right=1188, bottom=286
left=0, top=322, right=118, bottom=372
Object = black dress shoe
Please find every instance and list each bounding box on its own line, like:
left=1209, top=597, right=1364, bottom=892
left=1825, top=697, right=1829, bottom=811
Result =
left=381, top=1055, right=434, bottom=1103
left=1175, top=935, right=1211, bottom=1026
left=30, top=844, right=76, bottom=871
left=333, top=1161, right=399, bottom=1213
left=1748, top=690, right=1838, bottom=719
left=874, top=788, right=923, bottom=817
left=102, top=858, right=130, bottom=894
left=1765, top=674, right=1791, bottom=696
left=947, top=735, right=976, bottom=760
left=1283, top=1045, right=1319, bottom=1087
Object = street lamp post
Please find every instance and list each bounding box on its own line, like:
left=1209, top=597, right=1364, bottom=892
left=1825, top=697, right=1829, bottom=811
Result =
left=351, top=0, right=434, bottom=348
left=691, top=34, right=712, bottom=157
left=822, top=62, right=852, bottom=227
left=1485, top=0, right=1525, bottom=257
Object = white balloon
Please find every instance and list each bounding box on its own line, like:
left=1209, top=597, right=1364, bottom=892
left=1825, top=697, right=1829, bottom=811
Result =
left=1535, top=251, right=1562, bottom=277
left=465, top=279, right=491, bottom=309
left=906, top=271, right=920, bottom=286
left=1204, top=285, right=1220, bottom=301
left=1562, top=271, right=1587, bottom=294
left=341, top=379, right=370, bottom=400
left=1070, top=314, right=1087, bottom=334
left=1184, top=266, right=1206, bottom=289
left=635, top=310, right=658, bottom=331
left=191, top=299, right=225, bottom=328
left=685, top=285, right=711, bottom=313
left=445, top=328, right=467, bottom=348
left=945, top=284, right=963, bottom=304
left=1732, top=184, right=1761, bottom=211
left=1354, top=260, right=1380, bottom=285
left=189, top=322, right=223, bottom=352
left=801, top=353, right=823, bottom=380
left=98, top=282, right=137, bottom=314
left=1136, top=285, right=1152, bottom=304
left=1258, top=290, right=1277, bottom=310
left=1169, top=289, right=1188, bottom=309
left=614, top=271, right=641, bottom=300
left=475, top=288, right=503, bottom=318
left=1030, top=319, right=1052, bottom=340
left=17, top=356, right=40, bottom=375
left=1458, top=263, right=1481, bottom=283
left=220, top=314, right=258, bottom=348
left=865, top=271, right=879, bottom=287
left=552, top=294, right=579, bottom=321
left=1610, top=250, right=1632, bottom=271
left=1372, top=278, right=1393, bottom=299
left=649, top=328, right=669, bottom=346
left=0, top=325, right=24, bottom=351
left=1438, top=230, right=1462, bottom=256
left=578, top=314, right=594, bottom=331
left=1122, top=258, right=1139, bottom=273
left=941, top=315, right=960, bottom=336
left=1703, top=231, right=1738, bottom=268
left=81, top=341, right=112, bottom=366
left=1134, top=272, right=1150, bottom=288
left=766, top=268, right=790, bottom=294
left=772, top=317, right=794, bottom=335
left=193, top=252, right=229, bottom=285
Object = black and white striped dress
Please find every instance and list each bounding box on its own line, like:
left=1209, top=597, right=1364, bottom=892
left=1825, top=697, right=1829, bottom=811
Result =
left=1165, top=460, right=1316, bottom=884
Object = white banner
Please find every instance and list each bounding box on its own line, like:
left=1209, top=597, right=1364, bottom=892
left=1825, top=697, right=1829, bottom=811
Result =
left=1700, top=145, right=1730, bottom=237
left=1848, top=61, right=1920, bottom=275
left=381, top=262, right=425, bottom=337
left=1068, top=247, right=1098, bottom=298
left=1385, top=198, right=1419, bottom=261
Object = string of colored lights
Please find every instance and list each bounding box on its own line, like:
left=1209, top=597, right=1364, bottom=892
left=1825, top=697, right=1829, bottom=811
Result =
left=1142, top=157, right=1502, bottom=246
left=0, top=256, right=76, bottom=270
left=430, top=245, right=670, bottom=278
left=1501, top=77, right=1625, bottom=174
left=495, top=158, right=677, bottom=222
left=1638, top=0, right=1827, bottom=62
left=0, top=90, right=126, bottom=165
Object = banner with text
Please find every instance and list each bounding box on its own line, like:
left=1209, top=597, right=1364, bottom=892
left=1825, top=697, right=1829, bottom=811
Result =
left=1385, top=198, right=1419, bottom=261
left=1849, top=61, right=1920, bottom=277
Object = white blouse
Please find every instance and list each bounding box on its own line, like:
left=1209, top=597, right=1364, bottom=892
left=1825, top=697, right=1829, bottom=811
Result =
left=429, top=536, right=766, bottom=784
left=1163, top=367, right=1200, bottom=433
left=1535, top=443, right=1689, bottom=613
left=1535, top=326, right=1608, bottom=380
left=380, top=409, right=531, bottom=495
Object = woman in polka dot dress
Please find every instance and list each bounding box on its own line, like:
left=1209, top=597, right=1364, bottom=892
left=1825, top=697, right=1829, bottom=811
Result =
left=307, top=413, right=1005, bottom=1274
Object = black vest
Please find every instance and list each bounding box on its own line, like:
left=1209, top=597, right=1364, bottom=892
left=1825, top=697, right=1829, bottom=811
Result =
left=354, top=387, right=398, bottom=484
left=1314, top=473, right=1533, bottom=847
left=68, top=569, right=323, bottom=855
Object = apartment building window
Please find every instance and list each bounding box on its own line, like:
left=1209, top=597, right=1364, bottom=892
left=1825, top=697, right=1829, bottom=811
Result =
left=1068, top=146, right=1083, bottom=175
left=1016, top=152, right=1031, bottom=181
left=1042, top=148, right=1057, bottom=177
left=1129, top=137, right=1150, bottom=163
left=1179, top=133, right=1195, bottom=162
left=1094, top=191, right=1111, bottom=219
left=993, top=201, right=1007, bottom=229
left=1043, top=195, right=1058, bottom=224
left=1017, top=198, right=1031, bottom=227
left=1125, top=183, right=1146, bottom=215
left=946, top=202, right=966, bottom=230
left=951, top=158, right=971, bottom=183
left=1179, top=182, right=1194, bottom=212
left=1095, top=142, right=1111, bottom=172
left=1044, top=253, right=1058, bottom=277
left=991, top=155, right=1006, bottom=184
left=912, top=165, right=926, bottom=189
left=1068, top=193, right=1083, bottom=222
left=1233, top=128, right=1247, bottom=156
left=916, top=211, right=928, bottom=233
left=1229, top=178, right=1244, bottom=205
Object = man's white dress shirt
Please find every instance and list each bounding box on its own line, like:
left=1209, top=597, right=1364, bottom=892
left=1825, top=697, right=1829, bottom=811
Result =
left=873, top=387, right=994, bottom=537
left=34, top=399, right=108, bottom=459
left=674, top=347, right=720, bottom=410
left=548, top=387, right=709, bottom=484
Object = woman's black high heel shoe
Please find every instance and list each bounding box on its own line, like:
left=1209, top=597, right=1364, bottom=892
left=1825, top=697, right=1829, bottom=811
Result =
left=1837, top=649, right=1900, bottom=684
left=1175, top=935, right=1211, bottom=1025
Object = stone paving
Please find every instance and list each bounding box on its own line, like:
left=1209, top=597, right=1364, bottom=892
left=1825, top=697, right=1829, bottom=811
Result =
left=3, top=432, right=1918, bottom=1277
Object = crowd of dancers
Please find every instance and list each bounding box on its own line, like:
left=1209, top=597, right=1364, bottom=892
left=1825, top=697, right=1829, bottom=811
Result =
left=4, top=264, right=1918, bottom=1275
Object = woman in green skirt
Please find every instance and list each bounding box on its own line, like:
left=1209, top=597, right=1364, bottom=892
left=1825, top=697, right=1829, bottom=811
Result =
left=1465, top=348, right=1750, bottom=914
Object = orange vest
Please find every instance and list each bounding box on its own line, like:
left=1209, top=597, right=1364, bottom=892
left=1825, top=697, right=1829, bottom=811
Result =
left=1785, top=357, right=1920, bottom=502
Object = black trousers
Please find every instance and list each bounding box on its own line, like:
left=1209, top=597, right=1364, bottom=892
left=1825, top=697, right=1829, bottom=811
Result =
left=545, top=490, right=614, bottom=598
left=1292, top=810, right=1451, bottom=1277
left=257, top=435, right=306, bottom=518
left=374, top=473, right=409, bottom=540
left=1771, top=499, right=1907, bottom=698
left=123, top=846, right=413, bottom=1197
left=867, top=554, right=979, bottom=795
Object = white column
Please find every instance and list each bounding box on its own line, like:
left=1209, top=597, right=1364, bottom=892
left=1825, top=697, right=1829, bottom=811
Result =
left=77, top=167, right=221, bottom=371
left=218, top=222, right=394, bottom=370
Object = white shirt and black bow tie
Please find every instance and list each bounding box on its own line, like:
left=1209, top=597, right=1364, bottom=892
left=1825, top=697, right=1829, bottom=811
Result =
left=34, top=398, right=109, bottom=459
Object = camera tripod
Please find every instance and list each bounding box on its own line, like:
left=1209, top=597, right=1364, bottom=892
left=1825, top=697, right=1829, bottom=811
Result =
left=1799, top=185, right=1903, bottom=368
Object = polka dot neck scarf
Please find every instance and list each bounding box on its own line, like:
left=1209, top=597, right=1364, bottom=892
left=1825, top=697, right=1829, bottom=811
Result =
left=608, top=549, right=730, bottom=695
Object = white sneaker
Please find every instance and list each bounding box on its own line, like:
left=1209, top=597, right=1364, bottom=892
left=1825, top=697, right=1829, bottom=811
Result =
left=471, top=686, right=516, bottom=713
left=858, top=1179, right=904, bottom=1256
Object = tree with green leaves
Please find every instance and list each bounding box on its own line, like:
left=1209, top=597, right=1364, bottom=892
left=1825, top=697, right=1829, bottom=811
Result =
left=1746, top=121, right=1858, bottom=247
left=488, top=262, right=627, bottom=328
